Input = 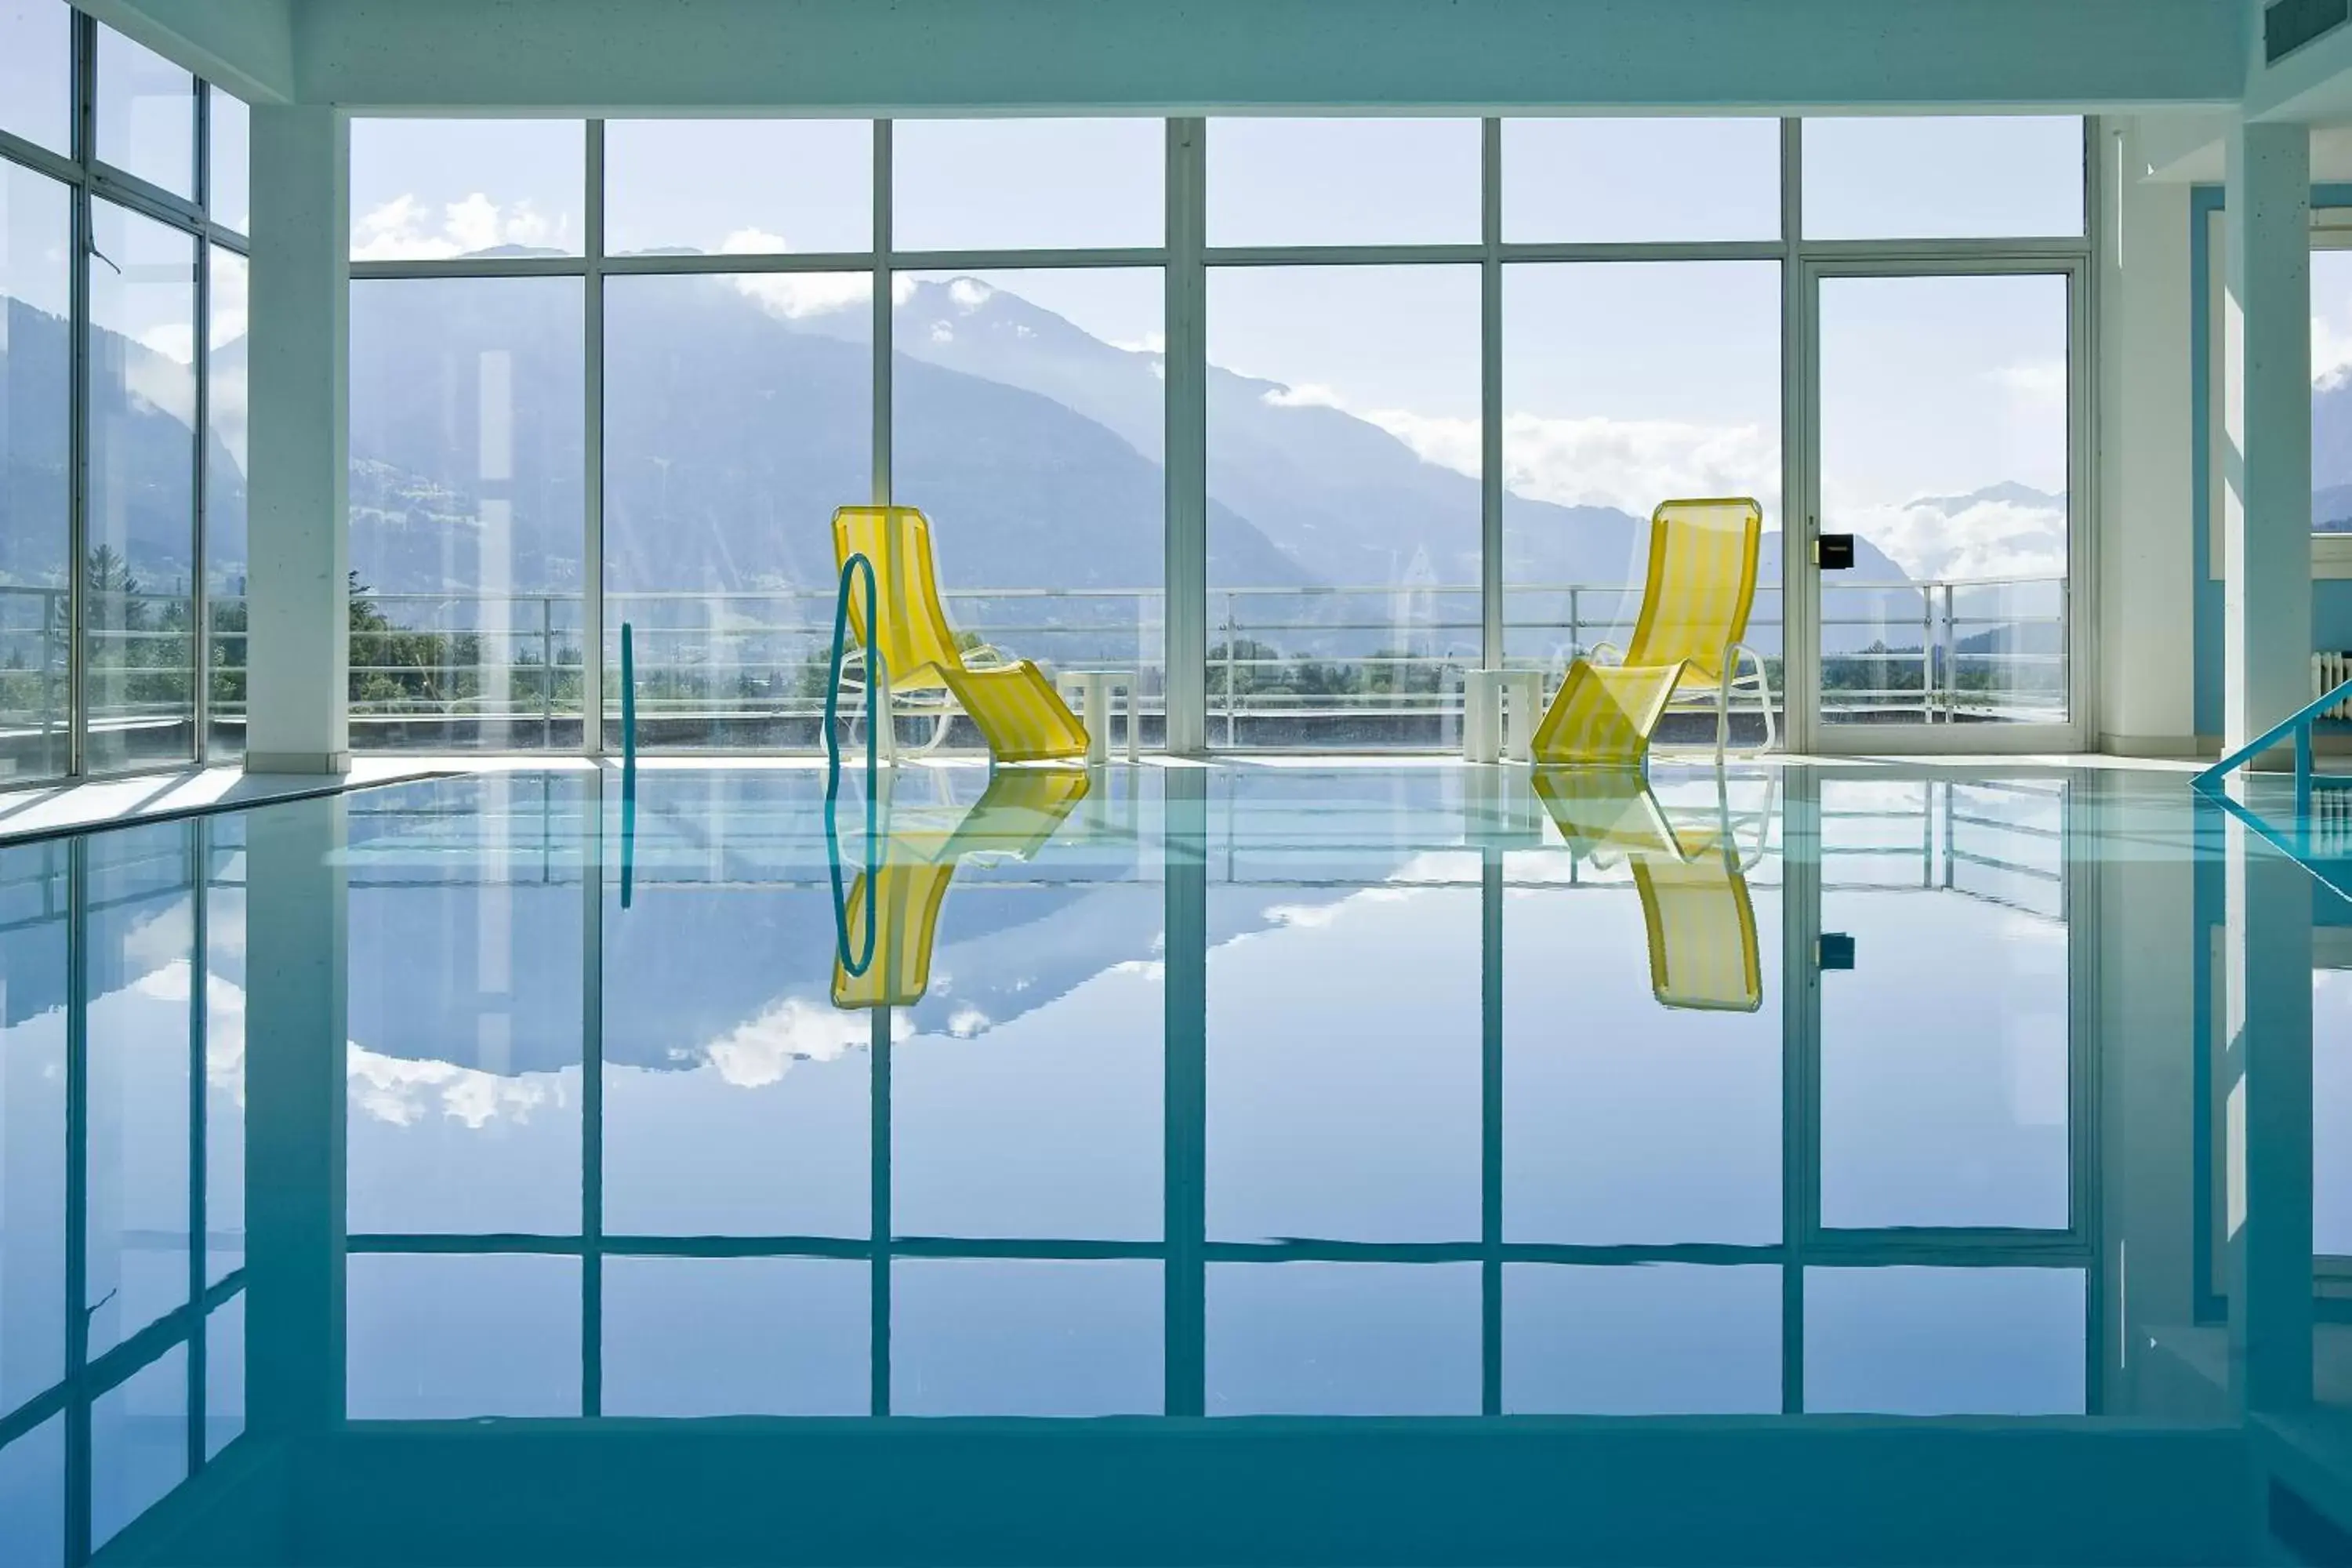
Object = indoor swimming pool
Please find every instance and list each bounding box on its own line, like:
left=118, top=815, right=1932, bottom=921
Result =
left=0, top=760, right=2343, bottom=1563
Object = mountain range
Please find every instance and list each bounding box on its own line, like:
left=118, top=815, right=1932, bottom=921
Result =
left=4, top=265, right=2144, bottom=665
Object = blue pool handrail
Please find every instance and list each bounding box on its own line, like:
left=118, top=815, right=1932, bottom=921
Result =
left=825, top=554, right=882, bottom=978
left=2191, top=674, right=2352, bottom=814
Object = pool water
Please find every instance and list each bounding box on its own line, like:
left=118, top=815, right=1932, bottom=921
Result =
left=1, top=760, right=2347, bottom=1563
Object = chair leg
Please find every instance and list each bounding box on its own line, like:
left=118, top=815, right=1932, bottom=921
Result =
left=1715, top=673, right=1731, bottom=766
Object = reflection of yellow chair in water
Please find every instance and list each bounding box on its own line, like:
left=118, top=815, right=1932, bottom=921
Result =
left=832, top=506, right=1090, bottom=765
left=831, top=768, right=1091, bottom=1009
left=1531, top=498, right=1775, bottom=767
left=1530, top=766, right=1763, bottom=1012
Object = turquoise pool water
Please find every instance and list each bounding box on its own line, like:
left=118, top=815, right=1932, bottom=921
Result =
left=0, top=760, right=2346, bottom=1563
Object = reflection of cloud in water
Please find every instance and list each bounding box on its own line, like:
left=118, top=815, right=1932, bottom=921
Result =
left=702, top=995, right=904, bottom=1087
left=348, top=1048, right=573, bottom=1131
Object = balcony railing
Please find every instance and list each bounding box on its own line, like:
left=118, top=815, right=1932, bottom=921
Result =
left=0, top=574, right=2068, bottom=760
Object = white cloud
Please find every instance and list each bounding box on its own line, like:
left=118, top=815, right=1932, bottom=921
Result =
left=1370, top=408, right=1783, bottom=521
left=947, top=277, right=994, bottom=311
left=1987, top=360, right=2067, bottom=408
left=1838, top=493, right=2067, bottom=582
left=351, top=192, right=576, bottom=262
left=1261, top=381, right=1348, bottom=410
left=731, top=269, right=873, bottom=321
left=2319, top=313, right=2352, bottom=391
left=946, top=1004, right=991, bottom=1037
left=1112, top=332, right=1167, bottom=355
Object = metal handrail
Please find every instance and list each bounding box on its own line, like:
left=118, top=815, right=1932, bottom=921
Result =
left=2192, top=674, right=2352, bottom=810
left=823, top=554, right=882, bottom=979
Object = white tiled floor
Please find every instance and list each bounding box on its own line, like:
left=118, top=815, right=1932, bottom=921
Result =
left=0, top=758, right=443, bottom=844
left=0, top=749, right=2224, bottom=846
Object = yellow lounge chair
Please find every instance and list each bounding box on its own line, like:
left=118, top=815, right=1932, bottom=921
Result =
left=831, top=505, right=1091, bottom=765
left=831, top=768, right=1091, bottom=1010
left=1531, top=497, right=1776, bottom=766
left=1530, top=766, right=1762, bottom=1013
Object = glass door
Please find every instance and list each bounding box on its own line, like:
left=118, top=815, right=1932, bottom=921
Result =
left=1799, top=266, right=2082, bottom=750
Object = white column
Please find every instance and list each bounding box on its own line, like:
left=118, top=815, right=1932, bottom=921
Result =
left=2096, top=122, right=2198, bottom=757
left=245, top=106, right=350, bottom=775
left=1162, top=118, right=1207, bottom=757
left=2222, top=121, right=2312, bottom=759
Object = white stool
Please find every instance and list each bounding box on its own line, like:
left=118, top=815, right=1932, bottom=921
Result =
left=1053, top=668, right=1142, bottom=764
left=1463, top=668, right=1543, bottom=764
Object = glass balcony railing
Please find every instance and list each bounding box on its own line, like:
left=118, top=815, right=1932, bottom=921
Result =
left=0, top=575, right=2070, bottom=766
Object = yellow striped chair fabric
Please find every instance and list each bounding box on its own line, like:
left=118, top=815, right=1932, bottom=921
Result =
left=831, top=505, right=1090, bottom=762
left=831, top=770, right=1091, bottom=1010
left=1530, top=496, right=1763, bottom=766
left=1632, top=831, right=1762, bottom=1013
left=1530, top=659, right=1690, bottom=766
left=1529, top=767, right=1762, bottom=1014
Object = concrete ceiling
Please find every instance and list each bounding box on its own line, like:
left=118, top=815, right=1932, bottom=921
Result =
left=86, top=0, right=2256, bottom=116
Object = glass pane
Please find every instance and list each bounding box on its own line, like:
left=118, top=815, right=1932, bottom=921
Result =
left=208, top=86, right=250, bottom=236
left=205, top=1294, right=245, bottom=1458
left=601, top=1258, right=866, bottom=1416
left=96, top=26, right=195, bottom=199
left=346, top=1253, right=581, bottom=1417
left=0, top=162, right=71, bottom=782
left=85, top=823, right=194, bottom=1357
left=1502, top=1264, right=1781, bottom=1414
left=205, top=817, right=244, bottom=1285
left=91, top=1345, right=187, bottom=1550
left=891, top=118, right=1161, bottom=252
left=350, top=276, right=586, bottom=751
left=2313, top=248, right=2352, bottom=534
left=1817, top=272, right=2070, bottom=727
left=604, top=119, right=869, bottom=256
left=0, top=2, right=71, bottom=155
left=1802, top=116, right=2083, bottom=240
left=601, top=272, right=868, bottom=751
left=0, top=1415, right=64, bottom=1567
left=88, top=202, right=199, bottom=769
left=1207, top=118, right=1479, bottom=246
left=1503, top=118, right=1780, bottom=243
left=206, top=247, right=248, bottom=758
left=890, top=267, right=1164, bottom=751
left=1502, top=773, right=1783, bottom=1245
left=345, top=778, right=586, bottom=1235
left=1207, top=265, right=1479, bottom=748
left=1501, top=260, right=1782, bottom=747
left=890, top=1259, right=1160, bottom=1416
left=1206, top=1262, right=1479, bottom=1416
left=0, top=842, right=67, bottom=1411
left=1818, top=780, right=2069, bottom=1230
left=350, top=119, right=585, bottom=260
left=1207, top=877, right=1480, bottom=1244
left=1804, top=1265, right=2085, bottom=1414
left=600, top=782, right=868, bottom=1237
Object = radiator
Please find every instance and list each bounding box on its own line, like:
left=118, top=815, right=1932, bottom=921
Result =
left=2317, top=652, right=2352, bottom=717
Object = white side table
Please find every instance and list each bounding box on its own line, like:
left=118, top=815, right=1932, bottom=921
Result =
left=1464, top=668, right=1544, bottom=764
left=1053, top=668, right=1142, bottom=764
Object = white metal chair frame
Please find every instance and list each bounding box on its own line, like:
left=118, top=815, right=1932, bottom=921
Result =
left=833, top=638, right=1021, bottom=758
